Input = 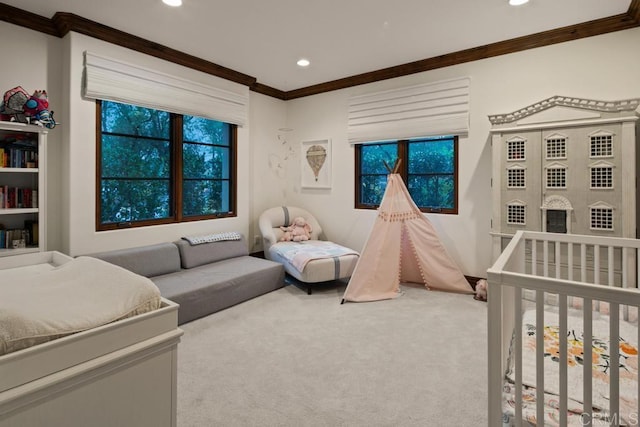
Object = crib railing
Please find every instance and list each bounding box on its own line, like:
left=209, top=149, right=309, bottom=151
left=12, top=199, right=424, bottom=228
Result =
left=487, top=230, right=640, bottom=427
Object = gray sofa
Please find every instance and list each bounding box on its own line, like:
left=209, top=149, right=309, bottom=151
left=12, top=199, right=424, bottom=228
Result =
left=88, top=236, right=285, bottom=325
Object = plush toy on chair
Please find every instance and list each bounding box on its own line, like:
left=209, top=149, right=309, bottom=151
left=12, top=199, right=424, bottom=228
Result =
left=279, top=216, right=312, bottom=242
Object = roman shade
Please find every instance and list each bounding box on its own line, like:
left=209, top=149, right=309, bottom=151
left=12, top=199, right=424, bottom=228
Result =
left=347, top=77, right=470, bottom=144
left=83, top=51, right=249, bottom=126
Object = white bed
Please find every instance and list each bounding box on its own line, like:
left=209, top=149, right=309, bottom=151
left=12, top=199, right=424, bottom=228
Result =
left=0, top=251, right=182, bottom=427
left=488, top=231, right=640, bottom=426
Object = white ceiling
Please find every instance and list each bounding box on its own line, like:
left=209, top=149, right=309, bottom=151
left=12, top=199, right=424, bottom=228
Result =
left=5, top=0, right=632, bottom=92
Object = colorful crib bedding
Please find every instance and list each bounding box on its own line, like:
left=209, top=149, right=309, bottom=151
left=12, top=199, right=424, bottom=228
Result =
left=0, top=256, right=162, bottom=356
left=502, top=307, right=638, bottom=426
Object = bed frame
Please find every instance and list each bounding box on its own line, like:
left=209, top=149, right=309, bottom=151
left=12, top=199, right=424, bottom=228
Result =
left=488, top=230, right=640, bottom=426
left=0, top=251, right=183, bottom=427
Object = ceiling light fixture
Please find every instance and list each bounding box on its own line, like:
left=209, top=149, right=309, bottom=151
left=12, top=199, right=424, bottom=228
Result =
left=509, top=0, right=529, bottom=5
left=163, top=0, right=182, bottom=7
left=297, top=58, right=310, bottom=67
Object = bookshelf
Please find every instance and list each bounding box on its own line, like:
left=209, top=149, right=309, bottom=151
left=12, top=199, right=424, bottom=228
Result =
left=0, top=121, right=47, bottom=257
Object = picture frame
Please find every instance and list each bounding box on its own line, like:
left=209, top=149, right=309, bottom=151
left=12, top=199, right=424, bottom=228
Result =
left=301, top=139, right=331, bottom=189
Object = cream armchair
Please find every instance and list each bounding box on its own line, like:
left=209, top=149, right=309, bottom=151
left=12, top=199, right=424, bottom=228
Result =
left=258, top=206, right=359, bottom=294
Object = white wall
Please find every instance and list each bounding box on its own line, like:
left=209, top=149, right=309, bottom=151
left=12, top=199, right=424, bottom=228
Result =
left=0, top=23, right=63, bottom=253
left=247, top=92, right=287, bottom=252
left=268, top=28, right=640, bottom=277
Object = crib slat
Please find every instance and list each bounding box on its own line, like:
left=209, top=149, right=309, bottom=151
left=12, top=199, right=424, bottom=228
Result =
left=568, top=243, right=574, bottom=308
left=543, top=242, right=549, bottom=278
left=608, top=246, right=614, bottom=287
left=581, top=244, right=587, bottom=282
left=556, top=241, right=561, bottom=279
left=536, top=290, right=544, bottom=425
left=622, top=247, right=629, bottom=320
left=531, top=239, right=537, bottom=276
left=515, top=287, right=523, bottom=427
left=594, top=246, right=600, bottom=312
left=583, top=299, right=593, bottom=425
left=609, top=302, right=620, bottom=426
left=559, top=294, right=568, bottom=426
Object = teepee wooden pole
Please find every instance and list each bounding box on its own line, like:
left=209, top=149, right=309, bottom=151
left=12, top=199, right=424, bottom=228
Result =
left=383, top=160, right=393, bottom=173
left=392, top=158, right=402, bottom=174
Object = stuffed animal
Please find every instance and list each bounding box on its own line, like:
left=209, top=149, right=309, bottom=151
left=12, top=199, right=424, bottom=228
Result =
left=0, top=87, right=56, bottom=129
left=474, top=279, right=488, bottom=302
left=23, top=90, right=56, bottom=129
left=279, top=216, right=312, bottom=242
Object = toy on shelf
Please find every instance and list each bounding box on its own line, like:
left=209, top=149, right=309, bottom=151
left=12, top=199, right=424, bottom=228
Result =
left=0, top=86, right=56, bottom=129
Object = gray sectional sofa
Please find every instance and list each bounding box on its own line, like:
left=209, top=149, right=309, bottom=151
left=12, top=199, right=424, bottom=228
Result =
left=88, top=236, right=285, bottom=325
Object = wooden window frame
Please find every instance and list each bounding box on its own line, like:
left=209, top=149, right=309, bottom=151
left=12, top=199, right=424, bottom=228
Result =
left=95, top=100, right=237, bottom=231
left=354, top=136, right=458, bottom=215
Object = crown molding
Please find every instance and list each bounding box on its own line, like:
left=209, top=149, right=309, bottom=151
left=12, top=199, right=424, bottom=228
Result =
left=1, top=1, right=639, bottom=101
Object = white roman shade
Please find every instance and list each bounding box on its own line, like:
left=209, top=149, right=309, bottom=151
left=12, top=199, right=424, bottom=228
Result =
left=348, top=77, right=470, bottom=144
left=83, top=51, right=249, bottom=126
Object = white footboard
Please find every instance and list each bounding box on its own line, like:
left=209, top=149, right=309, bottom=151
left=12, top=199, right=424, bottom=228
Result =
left=488, top=231, right=640, bottom=426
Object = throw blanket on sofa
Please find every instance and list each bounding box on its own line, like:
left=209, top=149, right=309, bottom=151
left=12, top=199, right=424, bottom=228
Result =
left=271, top=241, right=359, bottom=273
left=0, top=256, right=162, bottom=356
left=182, top=231, right=242, bottom=245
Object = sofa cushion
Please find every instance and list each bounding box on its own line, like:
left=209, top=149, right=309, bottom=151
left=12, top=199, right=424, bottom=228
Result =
left=152, top=256, right=284, bottom=324
left=87, top=242, right=181, bottom=278
left=174, top=236, right=248, bottom=269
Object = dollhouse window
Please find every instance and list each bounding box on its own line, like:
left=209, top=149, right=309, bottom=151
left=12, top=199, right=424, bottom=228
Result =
left=590, top=132, right=613, bottom=157
left=507, top=203, right=526, bottom=225
left=590, top=164, right=613, bottom=189
left=507, top=138, right=525, bottom=161
left=545, top=135, right=567, bottom=159
left=545, top=164, right=567, bottom=188
left=507, top=166, right=525, bottom=188
left=590, top=205, right=614, bottom=230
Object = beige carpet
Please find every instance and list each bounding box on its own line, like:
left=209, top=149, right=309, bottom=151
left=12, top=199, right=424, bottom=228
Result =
left=177, top=282, right=488, bottom=426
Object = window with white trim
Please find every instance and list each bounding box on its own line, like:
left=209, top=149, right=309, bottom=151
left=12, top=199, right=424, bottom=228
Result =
left=546, top=165, right=567, bottom=188
left=507, top=167, right=525, bottom=188
left=507, top=137, right=525, bottom=161
left=590, top=206, right=614, bottom=230
left=546, top=136, right=566, bottom=159
left=507, top=203, right=526, bottom=225
left=590, top=133, right=613, bottom=157
left=590, top=165, right=613, bottom=189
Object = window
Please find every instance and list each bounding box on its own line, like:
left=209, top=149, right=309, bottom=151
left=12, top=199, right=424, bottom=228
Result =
left=355, top=136, right=457, bottom=214
left=507, top=138, right=526, bottom=161
left=507, top=166, right=525, bottom=188
left=545, top=164, right=567, bottom=188
left=590, top=133, right=613, bottom=157
left=97, top=100, right=236, bottom=230
left=507, top=203, right=525, bottom=225
left=590, top=206, right=613, bottom=231
left=590, top=165, right=613, bottom=189
left=545, top=136, right=566, bottom=159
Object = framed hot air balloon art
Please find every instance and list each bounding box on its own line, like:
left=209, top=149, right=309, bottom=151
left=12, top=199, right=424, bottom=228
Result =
left=301, top=139, right=331, bottom=189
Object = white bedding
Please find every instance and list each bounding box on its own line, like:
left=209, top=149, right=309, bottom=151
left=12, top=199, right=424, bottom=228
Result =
left=0, top=256, right=162, bottom=356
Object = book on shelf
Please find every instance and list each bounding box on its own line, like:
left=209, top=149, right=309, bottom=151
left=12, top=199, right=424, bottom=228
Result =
left=0, top=138, right=38, bottom=168
left=0, top=220, right=38, bottom=249
left=0, top=186, right=37, bottom=209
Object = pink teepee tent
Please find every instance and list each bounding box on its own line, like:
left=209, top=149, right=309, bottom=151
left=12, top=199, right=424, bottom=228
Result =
left=342, top=172, right=473, bottom=303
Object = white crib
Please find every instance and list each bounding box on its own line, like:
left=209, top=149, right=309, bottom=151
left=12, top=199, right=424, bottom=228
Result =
left=488, top=230, right=640, bottom=426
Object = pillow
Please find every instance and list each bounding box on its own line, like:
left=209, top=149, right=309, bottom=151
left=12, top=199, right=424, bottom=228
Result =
left=174, top=235, right=248, bottom=269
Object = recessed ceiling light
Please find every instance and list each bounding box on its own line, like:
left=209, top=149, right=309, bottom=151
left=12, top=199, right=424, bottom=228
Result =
left=297, top=58, right=310, bottom=67
left=163, top=0, right=182, bottom=7
left=509, top=0, right=529, bottom=5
